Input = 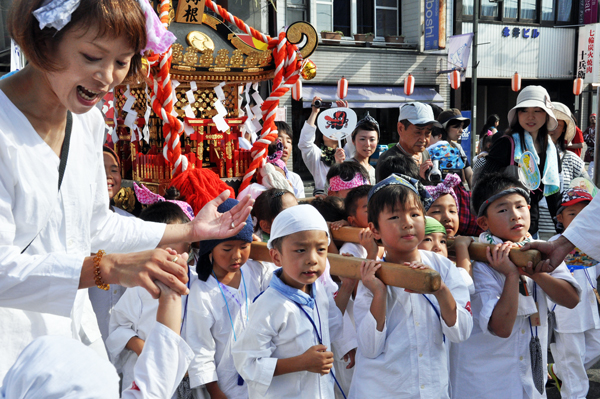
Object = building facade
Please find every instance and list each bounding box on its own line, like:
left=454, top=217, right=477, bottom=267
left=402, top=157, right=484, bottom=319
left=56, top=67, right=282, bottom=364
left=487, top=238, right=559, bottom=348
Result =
left=454, top=0, right=580, bottom=134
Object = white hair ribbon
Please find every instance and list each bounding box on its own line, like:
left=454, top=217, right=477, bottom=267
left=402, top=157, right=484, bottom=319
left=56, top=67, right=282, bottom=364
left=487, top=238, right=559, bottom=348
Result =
left=33, top=0, right=176, bottom=55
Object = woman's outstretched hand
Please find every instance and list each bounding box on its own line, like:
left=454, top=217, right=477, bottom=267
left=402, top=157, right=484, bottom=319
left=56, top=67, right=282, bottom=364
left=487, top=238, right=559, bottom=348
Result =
left=190, top=190, right=254, bottom=241
left=520, top=235, right=575, bottom=272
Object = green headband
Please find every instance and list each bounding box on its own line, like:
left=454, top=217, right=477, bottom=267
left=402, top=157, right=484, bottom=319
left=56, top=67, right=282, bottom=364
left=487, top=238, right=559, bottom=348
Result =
left=424, top=216, right=447, bottom=235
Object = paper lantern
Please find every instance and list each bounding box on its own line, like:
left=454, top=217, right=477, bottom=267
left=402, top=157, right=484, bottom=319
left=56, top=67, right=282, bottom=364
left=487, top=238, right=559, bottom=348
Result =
left=292, top=79, right=302, bottom=101
left=511, top=72, right=521, bottom=92
left=337, top=76, right=348, bottom=99
left=404, top=74, right=414, bottom=96
left=450, top=70, right=461, bottom=90
left=573, top=78, right=584, bottom=96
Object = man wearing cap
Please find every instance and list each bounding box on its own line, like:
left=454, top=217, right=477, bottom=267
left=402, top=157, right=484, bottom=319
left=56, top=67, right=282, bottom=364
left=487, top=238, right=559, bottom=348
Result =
left=375, top=102, right=442, bottom=182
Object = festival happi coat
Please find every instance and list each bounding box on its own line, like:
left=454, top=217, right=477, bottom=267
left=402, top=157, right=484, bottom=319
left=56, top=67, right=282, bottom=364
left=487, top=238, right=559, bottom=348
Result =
left=103, top=0, right=318, bottom=202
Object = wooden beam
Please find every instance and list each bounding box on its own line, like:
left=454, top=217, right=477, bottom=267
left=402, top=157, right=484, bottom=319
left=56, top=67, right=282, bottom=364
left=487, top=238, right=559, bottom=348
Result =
left=329, top=226, right=542, bottom=268
left=250, top=242, right=441, bottom=293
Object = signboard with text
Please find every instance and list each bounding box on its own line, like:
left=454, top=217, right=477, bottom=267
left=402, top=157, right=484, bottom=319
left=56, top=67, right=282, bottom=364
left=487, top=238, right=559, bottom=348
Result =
left=577, top=24, right=599, bottom=84
left=424, top=0, right=440, bottom=50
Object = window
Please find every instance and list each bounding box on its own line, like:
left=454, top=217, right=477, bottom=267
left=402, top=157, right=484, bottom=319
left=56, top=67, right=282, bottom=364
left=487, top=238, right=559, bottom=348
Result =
left=462, top=0, right=576, bottom=22
left=316, top=0, right=398, bottom=37
left=286, top=0, right=309, bottom=25
left=316, top=0, right=334, bottom=32
left=0, top=0, right=10, bottom=73
left=375, top=0, right=398, bottom=37
left=333, top=0, right=351, bottom=36
left=481, top=1, right=499, bottom=17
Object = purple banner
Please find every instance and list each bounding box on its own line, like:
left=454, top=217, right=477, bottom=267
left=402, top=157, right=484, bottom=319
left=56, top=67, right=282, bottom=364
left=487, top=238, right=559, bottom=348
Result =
left=584, top=0, right=598, bottom=24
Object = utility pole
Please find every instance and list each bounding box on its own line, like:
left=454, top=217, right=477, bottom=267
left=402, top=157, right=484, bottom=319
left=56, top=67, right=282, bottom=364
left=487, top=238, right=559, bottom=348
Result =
left=470, top=0, right=479, bottom=158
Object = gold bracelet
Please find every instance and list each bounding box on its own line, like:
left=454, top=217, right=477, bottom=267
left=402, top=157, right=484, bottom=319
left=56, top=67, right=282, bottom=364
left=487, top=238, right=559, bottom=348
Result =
left=93, top=250, right=110, bottom=291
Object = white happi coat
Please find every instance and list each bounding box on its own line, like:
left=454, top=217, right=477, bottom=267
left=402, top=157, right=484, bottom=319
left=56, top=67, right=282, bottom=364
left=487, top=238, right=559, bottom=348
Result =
left=450, top=254, right=580, bottom=399
left=348, top=250, right=473, bottom=399
left=0, top=91, right=165, bottom=378
left=231, top=278, right=344, bottom=399
left=184, top=260, right=274, bottom=398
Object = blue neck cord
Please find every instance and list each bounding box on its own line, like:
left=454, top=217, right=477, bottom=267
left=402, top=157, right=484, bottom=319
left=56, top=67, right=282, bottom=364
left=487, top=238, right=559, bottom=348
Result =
left=212, top=270, right=248, bottom=341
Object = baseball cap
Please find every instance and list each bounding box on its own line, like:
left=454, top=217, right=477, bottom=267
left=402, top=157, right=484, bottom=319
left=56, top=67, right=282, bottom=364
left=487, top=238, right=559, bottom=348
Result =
left=557, top=187, right=594, bottom=215
left=399, top=103, right=442, bottom=127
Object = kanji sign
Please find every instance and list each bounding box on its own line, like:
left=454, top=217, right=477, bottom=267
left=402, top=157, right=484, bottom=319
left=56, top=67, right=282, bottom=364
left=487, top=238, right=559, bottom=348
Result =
left=176, top=0, right=206, bottom=24
left=577, top=25, right=598, bottom=84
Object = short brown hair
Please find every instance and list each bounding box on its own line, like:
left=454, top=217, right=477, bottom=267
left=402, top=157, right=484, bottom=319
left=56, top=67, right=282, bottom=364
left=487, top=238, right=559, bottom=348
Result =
left=8, top=0, right=147, bottom=79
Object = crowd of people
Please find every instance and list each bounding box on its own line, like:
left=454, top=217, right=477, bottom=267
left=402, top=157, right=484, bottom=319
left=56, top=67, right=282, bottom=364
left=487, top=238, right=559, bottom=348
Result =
left=2, top=0, right=600, bottom=398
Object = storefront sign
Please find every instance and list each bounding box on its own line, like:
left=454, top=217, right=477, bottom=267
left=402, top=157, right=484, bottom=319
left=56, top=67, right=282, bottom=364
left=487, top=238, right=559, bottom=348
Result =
left=424, top=0, right=440, bottom=50
left=585, top=0, right=599, bottom=24
left=577, top=24, right=598, bottom=84
left=501, top=27, right=540, bottom=39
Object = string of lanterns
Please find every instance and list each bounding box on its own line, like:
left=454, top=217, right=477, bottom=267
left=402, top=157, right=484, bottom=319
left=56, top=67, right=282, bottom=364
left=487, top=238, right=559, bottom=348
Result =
left=291, top=69, right=585, bottom=102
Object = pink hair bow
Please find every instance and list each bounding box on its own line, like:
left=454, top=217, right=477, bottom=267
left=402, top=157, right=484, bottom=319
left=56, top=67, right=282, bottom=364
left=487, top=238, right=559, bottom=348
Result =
left=329, top=173, right=368, bottom=192
left=133, top=182, right=195, bottom=221
left=424, top=173, right=461, bottom=207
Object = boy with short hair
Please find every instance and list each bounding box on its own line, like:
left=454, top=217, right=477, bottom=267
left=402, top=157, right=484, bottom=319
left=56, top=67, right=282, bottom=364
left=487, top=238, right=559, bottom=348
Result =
left=450, top=173, right=580, bottom=399
left=348, top=174, right=473, bottom=398
left=232, top=205, right=347, bottom=399
left=547, top=187, right=600, bottom=398
left=274, top=121, right=305, bottom=198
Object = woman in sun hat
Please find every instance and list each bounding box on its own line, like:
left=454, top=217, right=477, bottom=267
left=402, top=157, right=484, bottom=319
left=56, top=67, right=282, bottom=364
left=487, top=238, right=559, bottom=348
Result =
left=475, top=85, right=562, bottom=236
left=548, top=102, right=589, bottom=188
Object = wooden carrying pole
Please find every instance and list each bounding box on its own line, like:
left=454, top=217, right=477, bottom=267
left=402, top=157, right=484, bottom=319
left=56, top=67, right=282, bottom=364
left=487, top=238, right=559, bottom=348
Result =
left=330, top=226, right=542, bottom=268
left=250, top=242, right=441, bottom=293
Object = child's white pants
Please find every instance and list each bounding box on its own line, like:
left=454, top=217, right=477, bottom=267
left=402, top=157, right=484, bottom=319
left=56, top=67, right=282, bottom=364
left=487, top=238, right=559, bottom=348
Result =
left=550, top=328, right=600, bottom=399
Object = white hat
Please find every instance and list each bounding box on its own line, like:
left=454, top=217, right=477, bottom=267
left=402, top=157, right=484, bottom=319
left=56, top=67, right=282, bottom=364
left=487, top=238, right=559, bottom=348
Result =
left=399, top=103, right=443, bottom=127
left=267, top=205, right=330, bottom=249
left=507, top=85, right=558, bottom=131
left=550, top=102, right=575, bottom=144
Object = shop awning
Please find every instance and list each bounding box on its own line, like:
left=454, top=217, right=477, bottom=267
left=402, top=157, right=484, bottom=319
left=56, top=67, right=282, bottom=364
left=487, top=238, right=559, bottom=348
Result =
left=301, top=85, right=444, bottom=108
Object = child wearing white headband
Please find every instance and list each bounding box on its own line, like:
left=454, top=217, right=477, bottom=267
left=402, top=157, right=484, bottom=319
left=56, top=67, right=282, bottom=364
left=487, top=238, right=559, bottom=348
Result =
left=232, top=205, right=350, bottom=399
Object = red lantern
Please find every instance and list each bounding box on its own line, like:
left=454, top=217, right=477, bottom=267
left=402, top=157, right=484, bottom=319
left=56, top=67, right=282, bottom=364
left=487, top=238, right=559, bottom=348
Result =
left=573, top=77, right=584, bottom=96
left=337, top=76, right=348, bottom=99
left=511, top=72, right=521, bottom=92
left=450, top=70, right=461, bottom=90
left=404, top=74, right=414, bottom=96
left=292, top=79, right=302, bottom=101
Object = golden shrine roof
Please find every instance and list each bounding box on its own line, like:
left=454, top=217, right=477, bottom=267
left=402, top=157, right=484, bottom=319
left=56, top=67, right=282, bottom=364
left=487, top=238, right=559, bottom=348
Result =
left=168, top=12, right=274, bottom=82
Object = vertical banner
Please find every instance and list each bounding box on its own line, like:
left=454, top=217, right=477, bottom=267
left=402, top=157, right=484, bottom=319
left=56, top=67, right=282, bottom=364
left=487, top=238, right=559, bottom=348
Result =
left=585, top=0, right=598, bottom=24
left=424, top=0, right=440, bottom=50
left=447, top=33, right=474, bottom=82
left=460, top=110, right=472, bottom=159
left=577, top=24, right=599, bottom=84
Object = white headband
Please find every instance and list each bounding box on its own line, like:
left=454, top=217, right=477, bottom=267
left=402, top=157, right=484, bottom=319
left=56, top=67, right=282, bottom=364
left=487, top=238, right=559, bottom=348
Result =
left=32, top=0, right=176, bottom=54
left=267, top=205, right=330, bottom=249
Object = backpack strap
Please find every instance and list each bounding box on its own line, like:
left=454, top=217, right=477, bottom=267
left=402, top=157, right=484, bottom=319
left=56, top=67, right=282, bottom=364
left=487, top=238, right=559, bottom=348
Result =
left=507, top=135, right=515, bottom=166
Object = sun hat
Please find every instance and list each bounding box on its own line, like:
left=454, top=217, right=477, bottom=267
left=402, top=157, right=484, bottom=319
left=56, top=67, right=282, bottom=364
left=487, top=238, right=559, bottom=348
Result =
left=437, top=108, right=471, bottom=130
left=399, top=103, right=442, bottom=127
left=550, top=102, right=575, bottom=144
left=507, top=85, right=558, bottom=131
